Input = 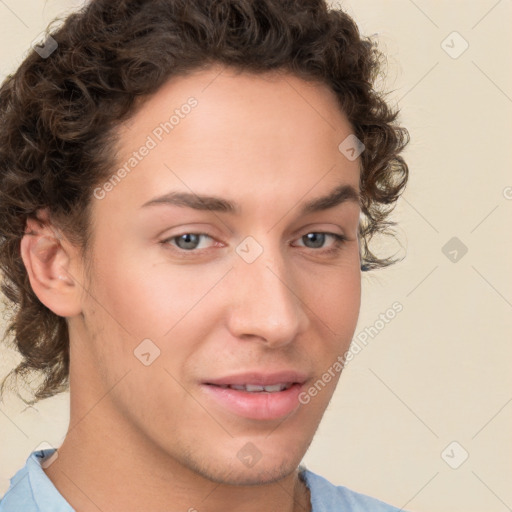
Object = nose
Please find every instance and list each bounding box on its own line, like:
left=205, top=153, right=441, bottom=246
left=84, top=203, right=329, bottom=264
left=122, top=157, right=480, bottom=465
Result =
left=226, top=240, right=310, bottom=348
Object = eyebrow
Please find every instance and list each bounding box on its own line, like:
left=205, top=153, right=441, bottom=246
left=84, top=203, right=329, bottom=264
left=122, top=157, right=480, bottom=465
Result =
left=141, top=183, right=360, bottom=215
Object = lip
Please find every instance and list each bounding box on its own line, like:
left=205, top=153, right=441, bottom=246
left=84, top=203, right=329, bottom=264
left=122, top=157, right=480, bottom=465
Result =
left=201, top=371, right=308, bottom=421
left=204, top=370, right=308, bottom=387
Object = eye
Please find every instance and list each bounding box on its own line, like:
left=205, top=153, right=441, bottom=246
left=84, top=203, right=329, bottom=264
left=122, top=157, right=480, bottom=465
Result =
left=160, top=231, right=347, bottom=256
left=162, top=233, right=216, bottom=252
left=294, top=232, right=347, bottom=255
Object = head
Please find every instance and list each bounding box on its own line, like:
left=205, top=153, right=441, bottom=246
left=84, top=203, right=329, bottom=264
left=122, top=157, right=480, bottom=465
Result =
left=0, top=0, right=408, bottom=485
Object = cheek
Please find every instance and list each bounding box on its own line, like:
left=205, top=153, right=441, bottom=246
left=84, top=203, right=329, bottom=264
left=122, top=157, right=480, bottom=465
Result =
left=302, top=262, right=361, bottom=329
left=82, top=245, right=227, bottom=390
left=300, top=265, right=361, bottom=377
left=89, top=241, right=220, bottom=340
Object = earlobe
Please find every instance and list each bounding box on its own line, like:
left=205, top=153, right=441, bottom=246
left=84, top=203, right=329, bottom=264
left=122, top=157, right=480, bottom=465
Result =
left=20, top=216, right=82, bottom=317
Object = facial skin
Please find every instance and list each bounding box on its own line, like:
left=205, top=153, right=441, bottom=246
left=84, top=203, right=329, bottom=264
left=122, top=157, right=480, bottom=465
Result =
left=21, top=64, right=362, bottom=512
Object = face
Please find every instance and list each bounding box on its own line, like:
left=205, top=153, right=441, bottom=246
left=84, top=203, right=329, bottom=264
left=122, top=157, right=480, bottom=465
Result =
left=71, top=64, right=362, bottom=485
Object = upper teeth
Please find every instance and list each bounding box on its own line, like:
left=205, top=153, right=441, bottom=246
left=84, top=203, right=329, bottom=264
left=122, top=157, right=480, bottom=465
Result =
left=218, top=383, right=292, bottom=393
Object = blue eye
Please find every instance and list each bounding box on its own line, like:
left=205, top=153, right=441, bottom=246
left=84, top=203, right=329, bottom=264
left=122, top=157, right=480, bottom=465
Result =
left=295, top=232, right=347, bottom=253
left=161, top=231, right=347, bottom=256
left=301, top=231, right=346, bottom=252
left=163, top=233, right=214, bottom=251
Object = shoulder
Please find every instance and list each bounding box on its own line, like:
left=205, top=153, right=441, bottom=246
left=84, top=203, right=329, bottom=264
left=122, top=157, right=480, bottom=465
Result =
left=0, top=449, right=73, bottom=512
left=0, top=460, right=37, bottom=511
left=300, top=467, right=408, bottom=512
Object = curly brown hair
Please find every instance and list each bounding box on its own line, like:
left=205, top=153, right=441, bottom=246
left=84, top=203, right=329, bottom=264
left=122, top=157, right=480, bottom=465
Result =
left=0, top=0, right=409, bottom=405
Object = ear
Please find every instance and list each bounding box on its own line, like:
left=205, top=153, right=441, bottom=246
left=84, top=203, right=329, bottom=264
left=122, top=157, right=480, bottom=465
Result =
left=357, top=230, right=365, bottom=272
left=20, top=209, right=83, bottom=317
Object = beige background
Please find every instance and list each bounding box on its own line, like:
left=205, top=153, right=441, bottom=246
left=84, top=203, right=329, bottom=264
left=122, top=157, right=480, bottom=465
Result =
left=1, top=1, right=511, bottom=511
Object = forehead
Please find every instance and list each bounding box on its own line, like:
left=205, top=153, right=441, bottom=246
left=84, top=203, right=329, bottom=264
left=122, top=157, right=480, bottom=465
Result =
left=126, top=64, right=351, bottom=140
left=99, top=64, right=360, bottom=214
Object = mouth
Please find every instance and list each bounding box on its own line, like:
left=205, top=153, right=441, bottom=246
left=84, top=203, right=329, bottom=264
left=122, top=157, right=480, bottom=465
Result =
left=200, top=371, right=308, bottom=421
left=208, top=382, right=294, bottom=393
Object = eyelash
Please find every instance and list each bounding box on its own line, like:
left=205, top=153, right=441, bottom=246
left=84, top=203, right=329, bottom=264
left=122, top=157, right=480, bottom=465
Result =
left=160, top=232, right=348, bottom=257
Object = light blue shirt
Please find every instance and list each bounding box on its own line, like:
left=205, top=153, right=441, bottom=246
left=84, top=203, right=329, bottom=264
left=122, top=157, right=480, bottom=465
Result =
left=0, top=448, right=408, bottom=511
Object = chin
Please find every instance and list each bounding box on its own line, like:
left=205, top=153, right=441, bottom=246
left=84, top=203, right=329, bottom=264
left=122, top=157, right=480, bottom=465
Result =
left=214, top=457, right=300, bottom=487
left=185, top=447, right=303, bottom=487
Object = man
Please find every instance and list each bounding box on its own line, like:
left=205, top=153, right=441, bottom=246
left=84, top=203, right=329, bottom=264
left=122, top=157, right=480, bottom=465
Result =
left=0, top=0, right=410, bottom=510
